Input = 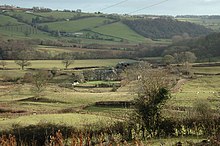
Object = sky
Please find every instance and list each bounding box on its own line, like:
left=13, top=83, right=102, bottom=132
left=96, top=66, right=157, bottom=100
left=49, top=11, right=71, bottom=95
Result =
left=1, top=0, right=220, bottom=16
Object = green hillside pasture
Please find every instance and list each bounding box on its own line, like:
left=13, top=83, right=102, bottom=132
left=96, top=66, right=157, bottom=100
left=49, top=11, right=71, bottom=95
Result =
left=3, top=59, right=134, bottom=69
left=170, top=76, right=220, bottom=108
left=0, top=24, right=50, bottom=39
left=177, top=17, right=220, bottom=31
left=4, top=11, right=40, bottom=24
left=0, top=113, right=114, bottom=130
left=0, top=14, right=22, bottom=26
left=163, top=75, right=220, bottom=119
left=34, top=11, right=92, bottom=19
left=93, top=22, right=146, bottom=42
left=41, top=17, right=113, bottom=32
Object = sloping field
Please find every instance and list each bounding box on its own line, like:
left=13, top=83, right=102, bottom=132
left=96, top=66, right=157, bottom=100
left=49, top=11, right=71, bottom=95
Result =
left=0, top=24, right=50, bottom=39
left=34, top=11, right=92, bottom=19
left=0, top=14, right=22, bottom=25
left=93, top=22, right=146, bottom=42
left=4, top=11, right=40, bottom=24
left=40, top=17, right=113, bottom=32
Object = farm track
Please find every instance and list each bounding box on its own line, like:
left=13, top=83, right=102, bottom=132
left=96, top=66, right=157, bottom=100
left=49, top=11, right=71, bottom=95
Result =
left=171, top=79, right=188, bottom=93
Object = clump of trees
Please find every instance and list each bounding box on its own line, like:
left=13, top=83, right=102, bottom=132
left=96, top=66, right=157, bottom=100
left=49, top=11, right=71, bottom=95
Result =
left=163, top=51, right=197, bottom=76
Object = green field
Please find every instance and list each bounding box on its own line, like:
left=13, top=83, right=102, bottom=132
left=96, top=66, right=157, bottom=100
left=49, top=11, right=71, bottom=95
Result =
left=93, top=22, right=146, bottom=42
left=169, top=75, right=220, bottom=112
left=2, top=59, right=133, bottom=69
left=34, top=11, right=93, bottom=19
left=0, top=113, right=114, bottom=130
left=4, top=11, right=40, bottom=24
left=0, top=14, right=22, bottom=26
left=40, top=17, right=113, bottom=32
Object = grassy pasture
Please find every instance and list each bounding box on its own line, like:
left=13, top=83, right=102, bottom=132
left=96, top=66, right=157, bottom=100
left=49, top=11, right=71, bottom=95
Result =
left=4, top=11, right=40, bottom=24
left=40, top=17, right=113, bottom=32
left=0, top=23, right=51, bottom=39
left=0, top=79, right=133, bottom=130
left=0, top=61, right=219, bottom=142
left=34, top=11, right=92, bottom=19
left=93, top=22, right=146, bottom=42
left=0, top=113, right=114, bottom=130
left=0, top=14, right=22, bottom=25
left=2, top=59, right=133, bottom=69
left=169, top=75, right=220, bottom=109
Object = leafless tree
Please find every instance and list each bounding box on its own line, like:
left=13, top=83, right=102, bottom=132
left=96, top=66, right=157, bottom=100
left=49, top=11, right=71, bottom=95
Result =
left=62, top=56, right=74, bottom=69
left=31, top=70, right=51, bottom=98
left=15, top=51, right=31, bottom=70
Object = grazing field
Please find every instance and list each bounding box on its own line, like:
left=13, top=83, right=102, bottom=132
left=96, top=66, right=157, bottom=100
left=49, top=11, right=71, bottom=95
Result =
left=4, top=11, right=41, bottom=24
left=0, top=14, right=22, bottom=25
left=0, top=67, right=219, bottom=122
left=40, top=17, right=113, bottom=32
left=2, top=59, right=134, bottom=69
left=34, top=11, right=93, bottom=19
left=0, top=60, right=219, bottom=145
left=0, top=113, right=114, bottom=130
left=168, top=75, right=220, bottom=117
left=93, top=22, right=146, bottom=42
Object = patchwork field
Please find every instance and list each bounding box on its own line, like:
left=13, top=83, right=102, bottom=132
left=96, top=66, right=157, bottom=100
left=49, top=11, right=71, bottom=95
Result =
left=0, top=61, right=219, bottom=130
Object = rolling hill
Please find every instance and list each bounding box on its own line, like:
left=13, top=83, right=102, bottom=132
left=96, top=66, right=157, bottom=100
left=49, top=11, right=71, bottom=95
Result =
left=0, top=9, right=215, bottom=43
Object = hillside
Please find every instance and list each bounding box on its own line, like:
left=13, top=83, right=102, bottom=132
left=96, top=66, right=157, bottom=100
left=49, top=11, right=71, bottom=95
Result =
left=0, top=9, right=216, bottom=44
left=123, top=18, right=212, bottom=39
left=163, top=32, right=220, bottom=61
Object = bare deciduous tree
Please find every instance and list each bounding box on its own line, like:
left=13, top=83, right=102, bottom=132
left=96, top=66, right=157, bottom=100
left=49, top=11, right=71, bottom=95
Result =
left=15, top=51, right=31, bottom=70
left=31, top=70, right=51, bottom=98
left=62, top=56, right=74, bottom=69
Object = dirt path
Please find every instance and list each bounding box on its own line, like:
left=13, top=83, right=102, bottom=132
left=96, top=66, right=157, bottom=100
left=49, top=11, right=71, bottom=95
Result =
left=171, top=79, right=188, bottom=93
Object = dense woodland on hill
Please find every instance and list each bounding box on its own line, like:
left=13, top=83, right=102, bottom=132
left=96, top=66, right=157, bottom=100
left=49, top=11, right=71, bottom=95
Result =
left=123, top=18, right=212, bottom=39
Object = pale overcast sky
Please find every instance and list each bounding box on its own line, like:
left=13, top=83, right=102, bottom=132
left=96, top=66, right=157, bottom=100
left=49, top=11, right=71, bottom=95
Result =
left=1, top=0, right=220, bottom=15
